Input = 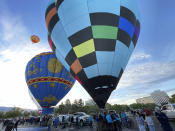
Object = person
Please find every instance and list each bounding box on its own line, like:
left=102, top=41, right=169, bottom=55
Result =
left=53, top=116, right=59, bottom=128
left=5, top=121, right=14, bottom=131
left=145, top=111, right=155, bottom=131
left=13, top=119, right=20, bottom=131
left=155, top=107, right=173, bottom=131
left=114, top=113, right=122, bottom=131
left=136, top=112, right=146, bottom=131
left=106, top=112, right=113, bottom=131
left=119, top=112, right=127, bottom=127
left=76, top=116, right=79, bottom=129
left=47, top=117, right=52, bottom=131
left=89, top=115, right=93, bottom=128
left=39, top=116, right=42, bottom=126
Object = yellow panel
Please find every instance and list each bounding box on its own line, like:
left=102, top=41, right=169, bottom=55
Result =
left=73, top=39, right=95, bottom=58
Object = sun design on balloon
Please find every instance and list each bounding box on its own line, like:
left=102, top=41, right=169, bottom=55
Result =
left=27, top=57, right=42, bottom=76
left=64, top=86, right=68, bottom=90
left=48, top=58, right=62, bottom=74
left=50, top=82, right=55, bottom=87
left=43, top=94, right=57, bottom=104
left=33, top=84, right=38, bottom=88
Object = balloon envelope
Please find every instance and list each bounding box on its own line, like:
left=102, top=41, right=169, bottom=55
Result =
left=31, top=35, right=40, bottom=43
left=45, top=0, right=141, bottom=108
left=25, top=52, right=75, bottom=114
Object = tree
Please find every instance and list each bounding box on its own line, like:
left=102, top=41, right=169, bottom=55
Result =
left=65, top=99, right=72, bottom=113
left=0, top=111, right=4, bottom=119
left=23, top=111, right=30, bottom=117
left=5, top=110, right=22, bottom=118
left=170, top=94, right=175, bottom=103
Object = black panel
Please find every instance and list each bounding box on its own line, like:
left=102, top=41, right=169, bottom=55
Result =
left=90, top=13, right=119, bottom=26
left=132, top=20, right=140, bottom=47
left=82, top=76, right=119, bottom=108
left=132, top=33, right=137, bottom=47
left=117, top=29, right=131, bottom=47
left=65, top=49, right=77, bottom=66
left=68, top=27, right=93, bottom=47
left=120, top=6, right=136, bottom=26
left=94, top=39, right=116, bottom=51
left=79, top=52, right=97, bottom=68
left=56, top=0, right=64, bottom=10
left=118, top=69, right=123, bottom=80
left=77, top=70, right=88, bottom=83
left=45, top=3, right=55, bottom=18
left=48, top=14, right=59, bottom=34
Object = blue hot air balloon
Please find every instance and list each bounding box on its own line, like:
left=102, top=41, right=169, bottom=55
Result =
left=25, top=52, right=75, bottom=114
left=45, top=0, right=141, bottom=108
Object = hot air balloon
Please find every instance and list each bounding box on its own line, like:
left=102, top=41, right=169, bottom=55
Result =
left=45, top=0, right=141, bottom=108
left=25, top=52, right=75, bottom=114
left=31, top=35, right=40, bottom=43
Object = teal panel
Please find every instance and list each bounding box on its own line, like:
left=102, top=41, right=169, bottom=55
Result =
left=84, top=64, right=99, bottom=79
left=96, top=51, right=114, bottom=76
left=64, top=14, right=91, bottom=36
left=51, top=21, right=72, bottom=58
left=88, top=0, right=120, bottom=15
left=58, top=0, right=89, bottom=27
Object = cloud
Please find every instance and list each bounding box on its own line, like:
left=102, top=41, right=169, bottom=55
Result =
left=129, top=51, right=152, bottom=63
left=0, top=10, right=51, bottom=109
left=118, top=61, right=175, bottom=89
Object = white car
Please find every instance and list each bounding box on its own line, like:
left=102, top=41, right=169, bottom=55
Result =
left=161, top=103, right=175, bottom=119
left=72, top=112, right=91, bottom=126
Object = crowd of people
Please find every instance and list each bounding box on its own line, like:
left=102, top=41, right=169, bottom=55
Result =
left=0, top=107, right=174, bottom=131
left=133, top=107, right=173, bottom=131
left=94, top=111, right=129, bottom=131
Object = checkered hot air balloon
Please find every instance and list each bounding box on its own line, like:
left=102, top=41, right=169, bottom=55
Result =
left=45, top=0, right=141, bottom=108
left=25, top=52, right=75, bottom=114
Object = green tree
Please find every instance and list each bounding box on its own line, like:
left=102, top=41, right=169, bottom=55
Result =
left=5, top=110, right=22, bottom=118
left=30, top=111, right=38, bottom=117
left=0, top=111, right=4, bottom=119
left=23, top=111, right=30, bottom=117
left=170, top=94, right=175, bottom=103
left=130, top=103, right=144, bottom=110
left=65, top=99, right=72, bottom=113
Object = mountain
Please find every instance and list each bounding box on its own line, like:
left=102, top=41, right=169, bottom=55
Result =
left=0, top=107, right=13, bottom=112
left=0, top=106, right=35, bottom=112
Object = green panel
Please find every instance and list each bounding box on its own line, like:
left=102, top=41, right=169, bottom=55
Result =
left=73, top=39, right=95, bottom=58
left=92, top=25, right=118, bottom=39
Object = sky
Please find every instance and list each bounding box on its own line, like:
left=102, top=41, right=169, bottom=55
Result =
left=0, top=0, right=175, bottom=109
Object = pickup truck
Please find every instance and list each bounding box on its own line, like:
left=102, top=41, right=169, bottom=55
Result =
left=161, top=103, right=175, bottom=119
left=72, top=112, right=91, bottom=127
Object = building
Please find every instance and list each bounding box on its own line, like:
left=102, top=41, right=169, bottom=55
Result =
left=151, top=90, right=170, bottom=106
left=136, top=96, right=154, bottom=104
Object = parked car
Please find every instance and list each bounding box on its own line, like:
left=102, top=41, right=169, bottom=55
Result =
left=72, top=112, right=91, bottom=127
left=161, top=103, right=175, bottom=119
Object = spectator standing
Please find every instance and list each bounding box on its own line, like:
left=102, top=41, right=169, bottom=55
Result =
left=145, top=111, right=155, bottom=131
left=47, top=117, right=52, bottom=131
left=14, top=119, right=20, bottom=131
left=136, top=112, right=146, bottom=131
left=155, top=107, right=173, bottom=131
left=106, top=112, right=113, bottom=131
left=89, top=116, right=93, bottom=128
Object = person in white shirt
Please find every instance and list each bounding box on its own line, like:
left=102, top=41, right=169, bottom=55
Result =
left=136, top=112, right=146, bottom=131
left=145, top=111, right=155, bottom=131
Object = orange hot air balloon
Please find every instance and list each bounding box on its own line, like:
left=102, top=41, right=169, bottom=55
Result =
left=31, top=35, right=40, bottom=43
